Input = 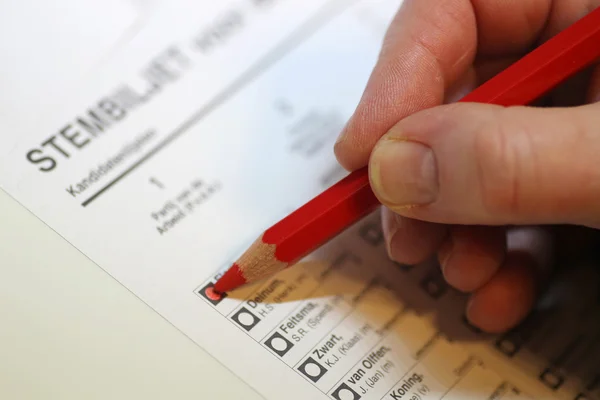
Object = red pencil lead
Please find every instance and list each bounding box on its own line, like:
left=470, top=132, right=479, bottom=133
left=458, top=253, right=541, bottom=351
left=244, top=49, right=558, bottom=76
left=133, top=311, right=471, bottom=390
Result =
left=213, top=263, right=246, bottom=293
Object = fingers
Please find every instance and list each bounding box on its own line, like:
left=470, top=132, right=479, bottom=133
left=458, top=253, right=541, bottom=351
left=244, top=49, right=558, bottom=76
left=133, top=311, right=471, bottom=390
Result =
left=587, top=65, right=600, bottom=103
left=368, top=102, right=600, bottom=227
left=540, top=1, right=600, bottom=106
left=335, top=0, right=553, bottom=171
left=445, top=57, right=519, bottom=104
left=438, top=226, right=506, bottom=293
left=466, top=255, right=538, bottom=333
left=466, top=227, right=554, bottom=333
left=334, top=0, right=478, bottom=170
left=469, top=0, right=551, bottom=56
left=540, top=0, right=600, bottom=43
left=381, top=207, right=447, bottom=265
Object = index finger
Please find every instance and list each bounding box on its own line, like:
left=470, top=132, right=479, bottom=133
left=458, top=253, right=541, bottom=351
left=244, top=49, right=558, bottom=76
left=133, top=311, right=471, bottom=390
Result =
left=334, top=0, right=552, bottom=171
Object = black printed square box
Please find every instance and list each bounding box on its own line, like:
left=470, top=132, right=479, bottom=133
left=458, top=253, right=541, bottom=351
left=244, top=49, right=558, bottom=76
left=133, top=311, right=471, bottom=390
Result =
left=264, top=332, right=294, bottom=357
left=420, top=272, right=447, bottom=299
left=231, top=307, right=261, bottom=331
left=297, top=357, right=327, bottom=383
left=331, top=383, right=361, bottom=400
left=539, top=367, right=564, bottom=390
left=495, top=332, right=524, bottom=357
left=197, top=281, right=227, bottom=306
left=359, top=223, right=383, bottom=246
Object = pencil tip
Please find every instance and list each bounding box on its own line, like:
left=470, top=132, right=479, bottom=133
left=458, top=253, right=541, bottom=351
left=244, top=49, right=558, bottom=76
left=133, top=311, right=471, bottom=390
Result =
left=214, top=263, right=246, bottom=293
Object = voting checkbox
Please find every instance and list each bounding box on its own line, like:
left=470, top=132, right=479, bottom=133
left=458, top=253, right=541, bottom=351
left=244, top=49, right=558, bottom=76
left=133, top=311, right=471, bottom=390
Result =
left=231, top=307, right=260, bottom=331
left=539, top=367, right=564, bottom=390
left=198, top=282, right=227, bottom=306
left=359, top=223, right=383, bottom=246
left=331, top=383, right=361, bottom=400
left=420, top=273, right=447, bottom=299
left=297, top=357, right=327, bottom=383
left=495, top=334, right=522, bottom=357
left=264, top=332, right=294, bottom=357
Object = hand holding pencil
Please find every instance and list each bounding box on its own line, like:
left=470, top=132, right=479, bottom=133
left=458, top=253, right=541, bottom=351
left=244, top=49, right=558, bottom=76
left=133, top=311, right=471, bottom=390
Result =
left=335, top=0, right=600, bottom=334
left=217, top=0, right=600, bottom=334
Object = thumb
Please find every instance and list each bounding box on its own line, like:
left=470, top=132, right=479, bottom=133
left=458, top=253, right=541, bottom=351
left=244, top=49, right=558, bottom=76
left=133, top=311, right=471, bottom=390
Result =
left=368, top=102, right=600, bottom=228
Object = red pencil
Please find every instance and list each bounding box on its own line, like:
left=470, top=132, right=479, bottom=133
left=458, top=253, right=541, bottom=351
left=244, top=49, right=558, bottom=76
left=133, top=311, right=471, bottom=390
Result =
left=214, top=6, right=600, bottom=293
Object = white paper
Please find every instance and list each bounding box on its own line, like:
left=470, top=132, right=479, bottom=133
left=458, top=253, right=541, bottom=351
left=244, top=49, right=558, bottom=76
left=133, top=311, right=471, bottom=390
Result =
left=0, top=0, right=138, bottom=137
left=1, top=0, right=599, bottom=399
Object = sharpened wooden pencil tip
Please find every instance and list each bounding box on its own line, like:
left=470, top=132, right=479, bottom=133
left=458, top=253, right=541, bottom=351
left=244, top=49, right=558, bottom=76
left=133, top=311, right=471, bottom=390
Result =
left=214, top=263, right=246, bottom=293
left=214, top=236, right=289, bottom=293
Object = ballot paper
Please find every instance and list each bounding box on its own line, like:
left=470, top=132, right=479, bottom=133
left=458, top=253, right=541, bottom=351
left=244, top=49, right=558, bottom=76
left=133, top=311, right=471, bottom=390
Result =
left=1, top=0, right=599, bottom=399
left=0, top=0, right=138, bottom=136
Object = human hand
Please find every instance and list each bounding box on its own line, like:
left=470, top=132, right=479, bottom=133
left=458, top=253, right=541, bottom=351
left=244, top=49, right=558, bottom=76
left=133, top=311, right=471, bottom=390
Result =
left=335, top=0, right=600, bottom=333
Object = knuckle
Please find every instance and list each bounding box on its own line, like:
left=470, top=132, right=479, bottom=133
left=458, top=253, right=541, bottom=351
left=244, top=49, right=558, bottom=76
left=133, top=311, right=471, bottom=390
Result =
left=473, top=109, right=534, bottom=217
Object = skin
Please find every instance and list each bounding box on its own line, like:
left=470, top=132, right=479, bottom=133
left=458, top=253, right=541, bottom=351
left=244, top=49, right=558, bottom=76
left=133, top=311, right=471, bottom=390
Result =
left=335, top=0, right=600, bottom=333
